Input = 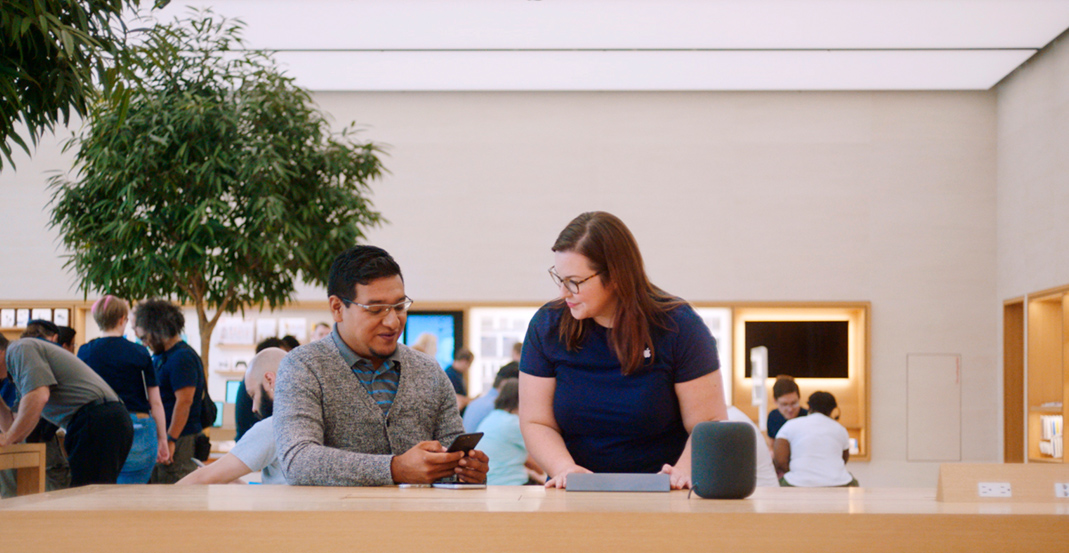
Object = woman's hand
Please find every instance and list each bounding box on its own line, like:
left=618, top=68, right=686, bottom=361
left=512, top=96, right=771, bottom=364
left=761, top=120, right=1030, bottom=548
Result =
left=659, top=463, right=691, bottom=490
left=544, top=464, right=592, bottom=489
left=157, top=438, right=172, bottom=464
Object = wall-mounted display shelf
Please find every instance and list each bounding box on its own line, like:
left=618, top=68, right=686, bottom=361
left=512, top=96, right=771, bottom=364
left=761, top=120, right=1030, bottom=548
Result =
left=1022, top=285, right=1069, bottom=464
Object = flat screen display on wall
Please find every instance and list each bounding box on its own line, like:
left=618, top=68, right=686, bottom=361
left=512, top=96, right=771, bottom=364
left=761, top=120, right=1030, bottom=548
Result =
left=743, top=320, right=849, bottom=379
left=403, top=311, right=463, bottom=370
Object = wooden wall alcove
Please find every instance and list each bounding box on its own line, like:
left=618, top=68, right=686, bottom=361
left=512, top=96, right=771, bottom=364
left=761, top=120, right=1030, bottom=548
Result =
left=730, top=302, right=871, bottom=461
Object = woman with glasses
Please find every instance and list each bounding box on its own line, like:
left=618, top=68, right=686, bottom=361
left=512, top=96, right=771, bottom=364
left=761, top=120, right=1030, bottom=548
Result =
left=519, top=211, right=728, bottom=489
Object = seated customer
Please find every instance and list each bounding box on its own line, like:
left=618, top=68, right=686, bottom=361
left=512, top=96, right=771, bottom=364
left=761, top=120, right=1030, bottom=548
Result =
left=773, top=391, right=857, bottom=487
left=178, top=348, right=286, bottom=485
left=463, top=347, right=521, bottom=433
left=476, top=378, right=539, bottom=485
left=235, top=337, right=290, bottom=442
left=766, top=375, right=808, bottom=443
left=274, top=245, right=488, bottom=486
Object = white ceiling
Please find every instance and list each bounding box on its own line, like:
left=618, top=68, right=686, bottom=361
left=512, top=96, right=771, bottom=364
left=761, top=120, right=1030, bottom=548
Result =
left=149, top=0, right=1069, bottom=91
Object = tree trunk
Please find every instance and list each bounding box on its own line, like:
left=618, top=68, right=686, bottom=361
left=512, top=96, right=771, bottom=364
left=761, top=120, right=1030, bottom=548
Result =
left=198, top=309, right=216, bottom=383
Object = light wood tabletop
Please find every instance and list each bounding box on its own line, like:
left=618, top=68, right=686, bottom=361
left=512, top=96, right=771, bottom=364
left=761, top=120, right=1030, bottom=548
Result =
left=2, top=485, right=1067, bottom=552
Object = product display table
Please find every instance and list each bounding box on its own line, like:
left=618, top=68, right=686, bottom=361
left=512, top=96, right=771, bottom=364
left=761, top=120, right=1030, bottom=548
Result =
left=2, top=484, right=1067, bottom=552
left=0, top=443, right=46, bottom=496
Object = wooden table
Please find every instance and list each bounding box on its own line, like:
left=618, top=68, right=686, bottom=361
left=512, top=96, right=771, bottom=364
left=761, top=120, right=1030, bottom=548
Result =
left=0, top=443, right=46, bottom=496
left=2, top=485, right=1067, bottom=552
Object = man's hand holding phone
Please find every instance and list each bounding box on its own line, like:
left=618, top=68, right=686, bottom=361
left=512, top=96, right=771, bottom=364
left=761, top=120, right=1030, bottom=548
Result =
left=390, top=433, right=489, bottom=484
left=391, top=441, right=465, bottom=484
left=446, top=432, right=489, bottom=484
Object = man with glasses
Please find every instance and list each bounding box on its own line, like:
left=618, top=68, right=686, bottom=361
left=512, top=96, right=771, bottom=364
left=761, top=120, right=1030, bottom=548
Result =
left=274, top=245, right=489, bottom=486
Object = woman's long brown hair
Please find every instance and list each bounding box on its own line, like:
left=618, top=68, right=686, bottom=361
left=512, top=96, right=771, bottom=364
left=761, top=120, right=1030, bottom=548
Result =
left=552, top=212, right=684, bottom=375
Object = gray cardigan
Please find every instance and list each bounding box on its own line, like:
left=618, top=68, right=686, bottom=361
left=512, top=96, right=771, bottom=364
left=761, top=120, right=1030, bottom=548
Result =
left=274, top=338, right=464, bottom=486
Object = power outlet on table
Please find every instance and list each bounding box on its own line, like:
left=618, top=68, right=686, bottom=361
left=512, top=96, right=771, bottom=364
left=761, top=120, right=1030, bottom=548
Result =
left=1056, top=483, right=1069, bottom=498
left=977, top=482, right=1012, bottom=498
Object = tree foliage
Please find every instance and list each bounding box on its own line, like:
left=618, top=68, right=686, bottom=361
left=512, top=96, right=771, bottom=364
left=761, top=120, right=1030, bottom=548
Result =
left=0, top=0, right=168, bottom=170
left=49, top=11, right=387, bottom=367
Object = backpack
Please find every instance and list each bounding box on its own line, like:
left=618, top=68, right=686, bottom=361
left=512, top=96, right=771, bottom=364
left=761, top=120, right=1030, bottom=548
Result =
left=198, top=362, right=218, bottom=429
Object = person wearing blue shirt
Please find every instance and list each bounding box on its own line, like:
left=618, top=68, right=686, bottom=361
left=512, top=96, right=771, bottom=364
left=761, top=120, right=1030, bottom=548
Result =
left=132, top=299, right=205, bottom=484
left=519, top=212, right=728, bottom=490
left=78, top=295, right=170, bottom=484
left=463, top=356, right=520, bottom=433
left=476, top=378, right=534, bottom=485
left=766, top=375, right=808, bottom=443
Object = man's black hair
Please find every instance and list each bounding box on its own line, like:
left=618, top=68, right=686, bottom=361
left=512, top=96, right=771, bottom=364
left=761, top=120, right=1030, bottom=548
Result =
left=807, top=391, right=838, bottom=417
left=56, top=326, right=77, bottom=348
left=131, top=299, right=185, bottom=344
left=23, top=319, right=59, bottom=339
left=493, top=361, right=520, bottom=389
left=327, top=245, right=403, bottom=300
left=494, top=378, right=520, bottom=412
left=256, top=337, right=286, bottom=353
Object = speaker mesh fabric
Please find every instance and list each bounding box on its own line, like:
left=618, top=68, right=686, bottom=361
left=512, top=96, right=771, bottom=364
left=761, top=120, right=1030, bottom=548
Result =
left=691, top=421, right=757, bottom=499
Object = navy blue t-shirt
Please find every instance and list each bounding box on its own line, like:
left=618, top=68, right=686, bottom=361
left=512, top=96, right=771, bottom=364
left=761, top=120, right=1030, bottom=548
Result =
left=153, top=341, right=204, bottom=436
left=766, top=406, right=808, bottom=439
left=444, top=366, right=467, bottom=396
left=77, top=336, right=157, bottom=414
left=520, top=301, right=719, bottom=474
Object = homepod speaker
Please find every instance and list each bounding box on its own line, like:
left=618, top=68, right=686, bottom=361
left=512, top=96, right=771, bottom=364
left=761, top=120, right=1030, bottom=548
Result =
left=691, top=421, right=756, bottom=499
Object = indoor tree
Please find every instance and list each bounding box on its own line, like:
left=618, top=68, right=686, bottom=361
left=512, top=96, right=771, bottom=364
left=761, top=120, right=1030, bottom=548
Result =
left=1, top=0, right=169, bottom=170
left=49, top=11, right=387, bottom=370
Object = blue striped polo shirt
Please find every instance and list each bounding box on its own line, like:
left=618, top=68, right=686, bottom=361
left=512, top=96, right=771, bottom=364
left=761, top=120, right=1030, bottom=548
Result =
left=331, top=326, right=401, bottom=416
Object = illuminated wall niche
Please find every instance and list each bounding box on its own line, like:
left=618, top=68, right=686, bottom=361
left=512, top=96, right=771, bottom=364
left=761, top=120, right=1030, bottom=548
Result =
left=731, top=303, right=870, bottom=461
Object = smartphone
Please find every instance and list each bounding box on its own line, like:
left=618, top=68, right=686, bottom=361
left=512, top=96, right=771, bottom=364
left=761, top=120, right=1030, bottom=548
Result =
left=432, top=482, right=487, bottom=490
left=445, top=432, right=483, bottom=453
left=437, top=432, right=484, bottom=484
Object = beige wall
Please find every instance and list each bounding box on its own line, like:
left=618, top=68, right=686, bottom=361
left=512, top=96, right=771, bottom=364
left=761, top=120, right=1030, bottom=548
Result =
left=996, top=35, right=1069, bottom=300
left=0, top=90, right=1000, bottom=486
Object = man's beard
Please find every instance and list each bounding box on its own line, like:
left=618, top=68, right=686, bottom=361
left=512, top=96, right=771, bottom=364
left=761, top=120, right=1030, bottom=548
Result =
left=258, top=388, right=274, bottom=419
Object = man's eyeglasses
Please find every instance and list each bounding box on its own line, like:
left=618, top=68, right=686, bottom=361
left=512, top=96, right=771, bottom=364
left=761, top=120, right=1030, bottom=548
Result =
left=548, top=267, right=600, bottom=294
left=339, top=296, right=414, bottom=317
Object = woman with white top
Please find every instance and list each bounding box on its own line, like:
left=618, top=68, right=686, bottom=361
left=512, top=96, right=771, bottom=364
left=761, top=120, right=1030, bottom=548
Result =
left=773, top=391, right=858, bottom=487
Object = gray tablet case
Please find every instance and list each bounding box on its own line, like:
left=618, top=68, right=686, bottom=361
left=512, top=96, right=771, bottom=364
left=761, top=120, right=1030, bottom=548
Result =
left=565, top=473, right=670, bottom=492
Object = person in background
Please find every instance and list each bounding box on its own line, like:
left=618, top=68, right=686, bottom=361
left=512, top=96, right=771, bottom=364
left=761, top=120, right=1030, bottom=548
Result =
left=280, top=335, right=300, bottom=351
left=22, top=319, right=59, bottom=341
left=443, top=348, right=473, bottom=412
left=0, top=333, right=133, bottom=487
left=476, top=378, right=541, bottom=485
left=178, top=348, right=286, bottom=485
left=78, top=296, right=171, bottom=483
left=310, top=322, right=332, bottom=342
left=766, top=375, right=808, bottom=445
left=274, top=245, right=488, bottom=486
left=235, top=336, right=290, bottom=441
left=133, top=299, right=205, bottom=483
left=725, top=406, right=780, bottom=487
left=520, top=212, right=728, bottom=490
left=463, top=346, right=521, bottom=433
left=55, top=326, right=76, bottom=353
left=773, top=391, right=857, bottom=487
left=0, top=321, right=72, bottom=495
left=410, top=332, right=437, bottom=357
